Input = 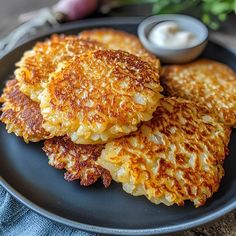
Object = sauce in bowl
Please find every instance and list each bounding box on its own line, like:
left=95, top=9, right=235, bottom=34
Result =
left=148, top=21, right=197, bottom=49
left=138, top=15, right=208, bottom=63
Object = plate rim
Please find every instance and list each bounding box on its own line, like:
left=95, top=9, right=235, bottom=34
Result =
left=1, top=177, right=235, bottom=235
left=0, top=17, right=235, bottom=235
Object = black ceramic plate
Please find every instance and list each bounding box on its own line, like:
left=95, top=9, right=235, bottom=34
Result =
left=0, top=17, right=235, bottom=236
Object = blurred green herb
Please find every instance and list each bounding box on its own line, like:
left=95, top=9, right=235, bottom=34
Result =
left=117, top=0, right=236, bottom=29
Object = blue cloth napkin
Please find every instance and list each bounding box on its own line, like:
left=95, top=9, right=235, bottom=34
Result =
left=0, top=185, right=95, bottom=236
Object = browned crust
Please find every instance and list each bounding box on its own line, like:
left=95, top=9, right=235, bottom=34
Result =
left=43, top=136, right=111, bottom=187
left=151, top=98, right=231, bottom=162
left=40, top=49, right=162, bottom=143
left=15, top=34, right=104, bottom=100
left=47, top=49, right=160, bottom=123
left=0, top=79, right=50, bottom=142
left=161, top=59, right=236, bottom=127
left=99, top=97, right=231, bottom=207
left=79, top=28, right=161, bottom=72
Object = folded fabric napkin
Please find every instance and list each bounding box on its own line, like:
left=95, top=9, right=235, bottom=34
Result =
left=0, top=185, right=95, bottom=236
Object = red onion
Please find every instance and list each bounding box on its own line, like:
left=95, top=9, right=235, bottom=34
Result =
left=53, top=0, right=98, bottom=21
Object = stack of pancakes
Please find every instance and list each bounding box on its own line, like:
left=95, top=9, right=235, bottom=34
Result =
left=1, top=29, right=235, bottom=207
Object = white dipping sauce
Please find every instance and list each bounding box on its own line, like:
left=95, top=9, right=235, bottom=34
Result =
left=148, top=21, right=197, bottom=49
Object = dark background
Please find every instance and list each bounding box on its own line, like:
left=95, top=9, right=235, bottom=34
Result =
left=0, top=0, right=57, bottom=36
left=0, top=0, right=236, bottom=54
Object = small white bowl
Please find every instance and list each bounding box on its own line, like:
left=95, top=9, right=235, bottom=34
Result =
left=138, top=14, right=208, bottom=64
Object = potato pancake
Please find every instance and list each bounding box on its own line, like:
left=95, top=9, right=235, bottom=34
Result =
left=43, top=136, right=111, bottom=187
left=15, top=34, right=104, bottom=102
left=0, top=79, right=50, bottom=142
left=161, top=59, right=236, bottom=127
left=79, top=28, right=160, bottom=72
left=40, top=49, right=162, bottom=144
left=98, top=97, right=231, bottom=207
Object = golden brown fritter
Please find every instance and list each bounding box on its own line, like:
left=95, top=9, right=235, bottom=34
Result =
left=43, top=136, right=111, bottom=187
left=79, top=28, right=161, bottom=72
left=40, top=49, right=162, bottom=144
left=161, top=59, right=236, bottom=127
left=0, top=79, right=50, bottom=142
left=15, top=34, right=104, bottom=102
left=98, top=97, right=231, bottom=207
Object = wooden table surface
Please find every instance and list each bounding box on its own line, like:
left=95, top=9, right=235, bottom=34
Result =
left=0, top=0, right=235, bottom=235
